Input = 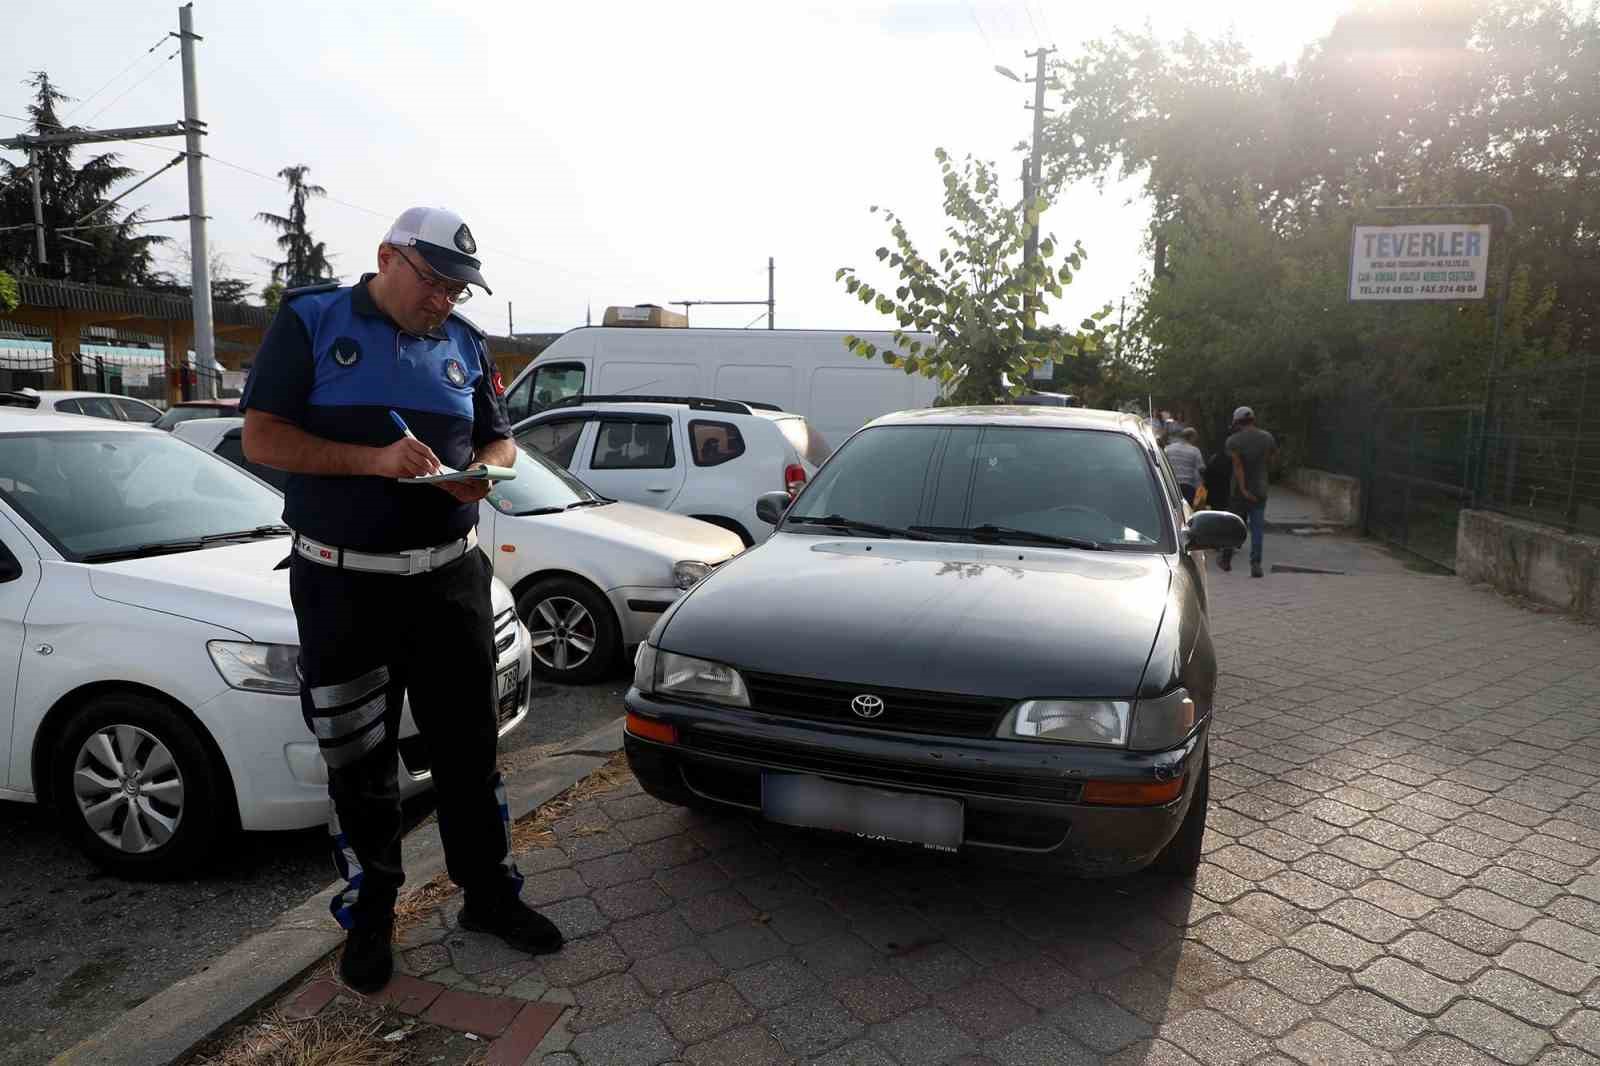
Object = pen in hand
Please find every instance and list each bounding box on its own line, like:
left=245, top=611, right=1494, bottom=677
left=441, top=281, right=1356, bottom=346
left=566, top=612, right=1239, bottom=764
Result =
left=388, top=410, right=441, bottom=476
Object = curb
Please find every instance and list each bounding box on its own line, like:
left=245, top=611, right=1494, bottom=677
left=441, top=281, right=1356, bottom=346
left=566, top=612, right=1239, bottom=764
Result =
left=51, top=716, right=627, bottom=1066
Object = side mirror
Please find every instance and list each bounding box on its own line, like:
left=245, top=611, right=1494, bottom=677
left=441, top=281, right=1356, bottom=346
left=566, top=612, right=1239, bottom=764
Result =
left=755, top=491, right=791, bottom=526
left=1185, top=510, right=1246, bottom=552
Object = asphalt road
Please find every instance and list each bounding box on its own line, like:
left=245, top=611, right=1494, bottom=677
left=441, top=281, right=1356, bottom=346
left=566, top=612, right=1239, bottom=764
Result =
left=0, top=671, right=626, bottom=1066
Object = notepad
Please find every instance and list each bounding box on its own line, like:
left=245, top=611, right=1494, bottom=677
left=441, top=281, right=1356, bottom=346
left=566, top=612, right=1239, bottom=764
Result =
left=400, top=464, right=516, bottom=485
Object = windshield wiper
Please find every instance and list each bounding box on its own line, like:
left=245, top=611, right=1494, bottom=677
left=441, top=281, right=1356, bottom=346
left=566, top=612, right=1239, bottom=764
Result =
left=199, top=524, right=291, bottom=543
left=785, top=513, right=934, bottom=540
left=564, top=499, right=610, bottom=510
left=913, top=524, right=1104, bottom=550
left=78, top=526, right=291, bottom=564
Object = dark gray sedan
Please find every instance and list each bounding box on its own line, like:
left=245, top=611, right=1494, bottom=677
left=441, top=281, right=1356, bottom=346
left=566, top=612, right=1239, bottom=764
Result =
left=623, top=406, right=1244, bottom=877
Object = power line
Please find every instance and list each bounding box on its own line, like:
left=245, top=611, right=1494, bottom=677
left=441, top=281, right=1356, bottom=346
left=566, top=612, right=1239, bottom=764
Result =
left=967, top=2, right=999, bottom=61
left=1020, top=0, right=1043, bottom=46
left=81, top=49, right=179, bottom=129
left=62, top=36, right=171, bottom=120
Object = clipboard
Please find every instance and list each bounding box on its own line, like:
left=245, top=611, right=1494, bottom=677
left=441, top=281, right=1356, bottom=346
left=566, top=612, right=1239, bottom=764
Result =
left=400, top=464, right=517, bottom=485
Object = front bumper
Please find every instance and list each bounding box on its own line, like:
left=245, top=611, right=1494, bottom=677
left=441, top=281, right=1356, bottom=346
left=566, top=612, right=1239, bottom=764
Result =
left=623, top=689, right=1207, bottom=876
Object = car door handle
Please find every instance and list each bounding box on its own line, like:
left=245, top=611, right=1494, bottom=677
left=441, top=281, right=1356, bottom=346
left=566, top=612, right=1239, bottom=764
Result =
left=646, top=486, right=672, bottom=493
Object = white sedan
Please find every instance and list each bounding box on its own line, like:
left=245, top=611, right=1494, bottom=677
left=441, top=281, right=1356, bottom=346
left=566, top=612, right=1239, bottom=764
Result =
left=0, top=411, right=532, bottom=878
left=175, top=418, right=746, bottom=685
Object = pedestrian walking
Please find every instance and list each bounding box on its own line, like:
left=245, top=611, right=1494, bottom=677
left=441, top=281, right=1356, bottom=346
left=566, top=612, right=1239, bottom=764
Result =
left=1164, top=427, right=1204, bottom=505
left=239, top=207, right=562, bottom=994
left=1218, top=405, right=1277, bottom=578
left=1202, top=429, right=1233, bottom=517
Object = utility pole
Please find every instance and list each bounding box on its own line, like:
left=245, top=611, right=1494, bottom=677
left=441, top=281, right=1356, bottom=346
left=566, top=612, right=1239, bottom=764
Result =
left=673, top=257, right=776, bottom=328
left=767, top=256, right=775, bottom=329
left=176, top=2, right=214, bottom=370
left=29, top=151, right=45, bottom=266
left=1022, top=46, right=1054, bottom=268
left=507, top=301, right=513, bottom=335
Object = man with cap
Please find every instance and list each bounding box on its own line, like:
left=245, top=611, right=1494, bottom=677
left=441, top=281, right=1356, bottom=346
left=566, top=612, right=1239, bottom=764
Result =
left=1219, top=406, right=1276, bottom=578
left=240, top=207, right=562, bottom=993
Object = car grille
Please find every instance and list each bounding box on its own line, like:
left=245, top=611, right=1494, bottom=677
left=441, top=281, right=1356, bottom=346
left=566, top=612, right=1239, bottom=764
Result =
left=740, top=671, right=1011, bottom=739
left=494, top=608, right=518, bottom=656
left=681, top=729, right=1083, bottom=804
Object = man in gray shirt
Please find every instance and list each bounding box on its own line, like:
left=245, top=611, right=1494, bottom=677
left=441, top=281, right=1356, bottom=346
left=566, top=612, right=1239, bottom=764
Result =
left=1164, top=427, right=1204, bottom=505
left=1220, top=406, right=1276, bottom=577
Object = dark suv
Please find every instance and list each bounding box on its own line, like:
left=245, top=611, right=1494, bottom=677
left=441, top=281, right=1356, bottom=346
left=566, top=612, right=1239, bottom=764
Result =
left=623, top=406, right=1244, bottom=877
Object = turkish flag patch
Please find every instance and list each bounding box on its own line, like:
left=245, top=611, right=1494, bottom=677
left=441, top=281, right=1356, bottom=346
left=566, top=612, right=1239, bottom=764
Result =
left=492, top=370, right=506, bottom=396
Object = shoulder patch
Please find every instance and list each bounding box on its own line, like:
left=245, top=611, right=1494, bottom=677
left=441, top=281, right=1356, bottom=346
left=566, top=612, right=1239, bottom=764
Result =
left=284, top=281, right=342, bottom=301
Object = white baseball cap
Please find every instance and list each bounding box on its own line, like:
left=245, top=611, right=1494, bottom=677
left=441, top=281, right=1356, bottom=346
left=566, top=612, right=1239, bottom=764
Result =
left=382, top=207, right=491, bottom=294
left=1232, top=405, right=1255, bottom=423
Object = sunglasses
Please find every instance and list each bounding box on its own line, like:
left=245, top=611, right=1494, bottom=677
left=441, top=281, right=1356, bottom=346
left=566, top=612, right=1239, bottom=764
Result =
left=394, top=247, right=472, bottom=305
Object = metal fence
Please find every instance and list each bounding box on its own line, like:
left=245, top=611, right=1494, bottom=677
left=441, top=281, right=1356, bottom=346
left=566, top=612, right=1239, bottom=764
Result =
left=1301, top=353, right=1600, bottom=571
left=1478, top=354, right=1600, bottom=536
left=0, top=345, right=234, bottom=407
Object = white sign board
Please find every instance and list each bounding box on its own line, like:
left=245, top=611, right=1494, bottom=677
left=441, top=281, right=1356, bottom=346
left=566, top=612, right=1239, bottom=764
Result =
left=222, top=371, right=246, bottom=391
left=1032, top=359, right=1054, bottom=381
left=120, top=366, right=150, bottom=388
left=1350, top=224, right=1491, bottom=301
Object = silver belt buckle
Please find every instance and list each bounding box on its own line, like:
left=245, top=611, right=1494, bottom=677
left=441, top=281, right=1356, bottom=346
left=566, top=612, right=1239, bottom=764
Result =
left=408, top=548, right=434, bottom=575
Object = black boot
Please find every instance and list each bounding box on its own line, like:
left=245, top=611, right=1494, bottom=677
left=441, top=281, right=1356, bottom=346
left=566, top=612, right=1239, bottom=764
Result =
left=1217, top=551, right=1232, bottom=573
left=460, top=895, right=565, bottom=955
left=339, top=912, right=394, bottom=994
left=1251, top=562, right=1264, bottom=578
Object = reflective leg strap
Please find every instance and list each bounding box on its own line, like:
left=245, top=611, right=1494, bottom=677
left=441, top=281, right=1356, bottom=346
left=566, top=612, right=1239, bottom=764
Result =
left=493, top=773, right=524, bottom=895
left=307, top=665, right=391, bottom=769
left=328, top=802, right=364, bottom=930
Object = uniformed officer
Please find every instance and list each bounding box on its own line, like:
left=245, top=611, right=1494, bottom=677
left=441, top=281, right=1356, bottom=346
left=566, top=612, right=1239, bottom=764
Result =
left=240, top=207, right=561, bottom=993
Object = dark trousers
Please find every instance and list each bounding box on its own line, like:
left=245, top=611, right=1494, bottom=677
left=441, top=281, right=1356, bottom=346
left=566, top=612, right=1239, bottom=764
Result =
left=290, top=547, right=521, bottom=930
left=1179, top=483, right=1196, bottom=505
left=1220, top=499, right=1268, bottom=565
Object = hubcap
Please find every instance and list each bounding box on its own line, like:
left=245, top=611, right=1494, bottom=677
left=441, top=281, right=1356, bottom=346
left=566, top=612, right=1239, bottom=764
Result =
left=527, top=596, right=596, bottom=672
left=72, top=724, right=185, bottom=854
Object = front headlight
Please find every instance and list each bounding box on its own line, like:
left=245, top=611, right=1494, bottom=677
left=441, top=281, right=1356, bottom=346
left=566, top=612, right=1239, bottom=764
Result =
left=997, top=699, right=1132, bottom=746
left=207, top=640, right=299, bottom=695
left=655, top=650, right=749, bottom=707
left=1129, top=687, right=1199, bottom=751
left=673, top=561, right=712, bottom=590
left=633, top=642, right=658, bottom=694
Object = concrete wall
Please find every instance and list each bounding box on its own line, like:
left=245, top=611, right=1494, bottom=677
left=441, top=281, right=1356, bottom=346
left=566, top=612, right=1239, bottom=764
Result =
left=1456, top=509, right=1600, bottom=621
left=1286, top=468, right=1362, bottom=526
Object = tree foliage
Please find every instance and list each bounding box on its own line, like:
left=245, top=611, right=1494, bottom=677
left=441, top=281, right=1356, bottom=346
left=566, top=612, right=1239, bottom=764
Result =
left=0, top=72, right=168, bottom=284
left=1046, top=1, right=1597, bottom=447
left=838, top=149, right=1111, bottom=405
left=142, top=244, right=254, bottom=304
left=257, top=165, right=335, bottom=288
left=0, top=270, right=16, bottom=314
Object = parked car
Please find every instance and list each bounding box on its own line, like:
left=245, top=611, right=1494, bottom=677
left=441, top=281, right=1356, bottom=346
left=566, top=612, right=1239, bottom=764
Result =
left=623, top=405, right=1245, bottom=878
left=513, top=396, right=827, bottom=546
left=0, top=411, right=532, bottom=877
left=500, top=317, right=939, bottom=445
left=180, top=418, right=745, bottom=685
left=169, top=416, right=287, bottom=490
left=0, top=387, right=162, bottom=424
left=154, top=397, right=239, bottom=431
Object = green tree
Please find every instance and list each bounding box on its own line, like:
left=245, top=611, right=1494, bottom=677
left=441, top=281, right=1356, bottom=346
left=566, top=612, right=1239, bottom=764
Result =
left=261, top=280, right=285, bottom=314
left=838, top=149, right=1109, bottom=405
left=0, top=270, right=16, bottom=314
left=0, top=72, right=168, bottom=284
left=143, top=244, right=254, bottom=304
left=257, top=165, right=335, bottom=288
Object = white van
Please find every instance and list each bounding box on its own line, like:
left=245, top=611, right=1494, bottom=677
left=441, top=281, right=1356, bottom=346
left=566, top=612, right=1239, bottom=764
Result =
left=501, top=324, right=940, bottom=448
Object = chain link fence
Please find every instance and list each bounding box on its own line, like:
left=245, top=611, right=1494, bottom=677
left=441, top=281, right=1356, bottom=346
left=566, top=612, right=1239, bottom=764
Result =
left=1478, top=354, right=1600, bottom=536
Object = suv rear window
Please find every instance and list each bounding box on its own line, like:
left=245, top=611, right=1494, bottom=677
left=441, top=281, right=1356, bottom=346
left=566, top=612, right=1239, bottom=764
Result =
left=775, top=417, right=832, bottom=465
left=689, top=420, right=745, bottom=466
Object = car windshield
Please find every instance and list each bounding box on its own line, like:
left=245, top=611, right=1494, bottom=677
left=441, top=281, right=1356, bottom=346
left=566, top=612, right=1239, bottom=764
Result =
left=785, top=424, right=1170, bottom=550
left=489, top=443, right=606, bottom=516
left=0, top=430, right=286, bottom=560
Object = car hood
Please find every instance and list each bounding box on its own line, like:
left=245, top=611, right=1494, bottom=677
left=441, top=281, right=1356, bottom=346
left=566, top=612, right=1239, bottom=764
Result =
left=499, top=501, right=743, bottom=563
left=88, top=537, right=516, bottom=644
left=659, top=533, right=1173, bottom=699
left=87, top=538, right=299, bottom=644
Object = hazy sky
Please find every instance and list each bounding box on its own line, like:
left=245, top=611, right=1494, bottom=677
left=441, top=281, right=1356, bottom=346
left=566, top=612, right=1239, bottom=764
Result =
left=3, top=1, right=1346, bottom=335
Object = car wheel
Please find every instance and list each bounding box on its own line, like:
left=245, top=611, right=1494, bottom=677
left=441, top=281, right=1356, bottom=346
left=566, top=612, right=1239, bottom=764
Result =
left=519, top=576, right=621, bottom=684
left=54, top=693, right=227, bottom=879
left=1151, top=749, right=1209, bottom=877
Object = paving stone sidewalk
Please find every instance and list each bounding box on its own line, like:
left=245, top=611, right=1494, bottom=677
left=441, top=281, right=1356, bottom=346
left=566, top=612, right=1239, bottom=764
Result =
left=282, top=554, right=1599, bottom=1065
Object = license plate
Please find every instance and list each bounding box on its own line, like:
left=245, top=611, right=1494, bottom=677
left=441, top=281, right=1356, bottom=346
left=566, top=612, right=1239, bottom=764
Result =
left=496, top=663, right=520, bottom=702
left=762, top=773, right=963, bottom=852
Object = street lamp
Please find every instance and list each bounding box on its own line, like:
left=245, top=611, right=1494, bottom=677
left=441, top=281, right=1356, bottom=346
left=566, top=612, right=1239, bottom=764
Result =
left=994, top=65, right=1023, bottom=82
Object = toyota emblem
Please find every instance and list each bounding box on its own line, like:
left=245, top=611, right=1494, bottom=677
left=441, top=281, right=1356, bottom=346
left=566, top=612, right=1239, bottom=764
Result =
left=851, top=694, right=885, bottom=719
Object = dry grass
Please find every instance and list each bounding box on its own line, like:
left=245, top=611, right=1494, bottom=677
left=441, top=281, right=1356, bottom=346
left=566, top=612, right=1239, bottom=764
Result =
left=192, top=1005, right=408, bottom=1066
left=391, top=872, right=454, bottom=937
